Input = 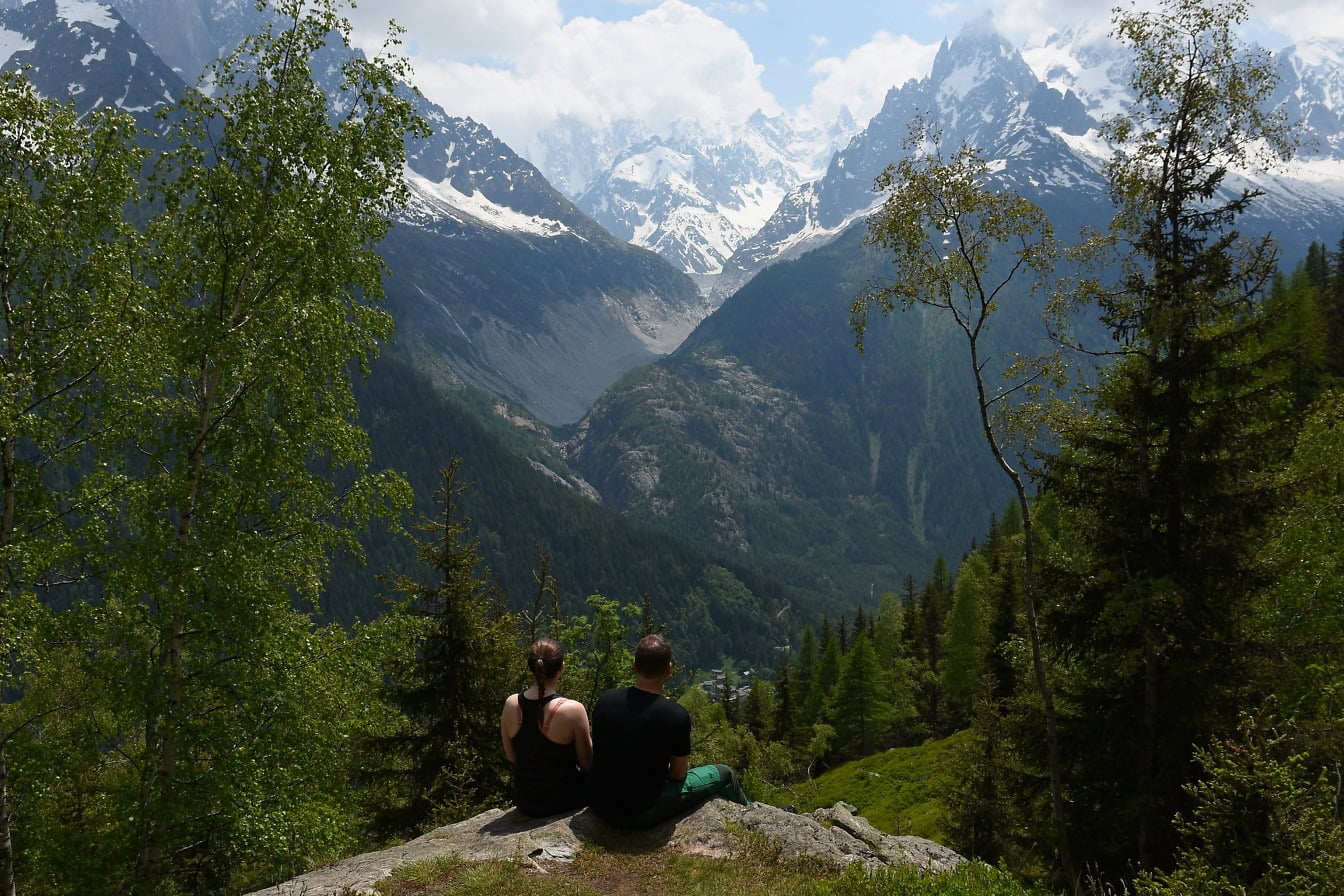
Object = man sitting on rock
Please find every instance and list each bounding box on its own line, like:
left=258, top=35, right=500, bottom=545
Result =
left=588, top=634, right=749, bottom=828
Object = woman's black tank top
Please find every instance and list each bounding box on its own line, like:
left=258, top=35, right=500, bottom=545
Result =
left=511, top=692, right=584, bottom=815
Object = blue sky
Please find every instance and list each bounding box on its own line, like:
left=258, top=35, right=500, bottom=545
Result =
left=559, top=0, right=964, bottom=109
left=344, top=0, right=1335, bottom=159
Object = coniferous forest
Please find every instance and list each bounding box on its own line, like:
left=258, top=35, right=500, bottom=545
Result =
left=2, top=0, right=1343, bottom=894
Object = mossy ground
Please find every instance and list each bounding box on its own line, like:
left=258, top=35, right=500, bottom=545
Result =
left=787, top=731, right=965, bottom=841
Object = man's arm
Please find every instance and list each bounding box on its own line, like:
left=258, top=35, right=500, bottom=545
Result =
left=668, top=754, right=689, bottom=782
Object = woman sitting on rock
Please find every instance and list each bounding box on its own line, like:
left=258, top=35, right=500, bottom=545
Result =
left=500, top=638, right=592, bottom=817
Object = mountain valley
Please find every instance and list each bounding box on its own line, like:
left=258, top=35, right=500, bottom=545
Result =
left=4, top=0, right=1343, bottom=665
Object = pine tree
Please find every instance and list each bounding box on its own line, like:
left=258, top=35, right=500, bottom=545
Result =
left=773, top=659, right=797, bottom=747
left=1264, top=262, right=1328, bottom=409
left=795, top=625, right=819, bottom=728
left=1044, top=0, right=1298, bottom=873
left=805, top=630, right=843, bottom=726
left=373, top=460, right=518, bottom=835
left=830, top=634, right=894, bottom=756
left=939, top=553, right=993, bottom=726
left=741, top=678, right=774, bottom=743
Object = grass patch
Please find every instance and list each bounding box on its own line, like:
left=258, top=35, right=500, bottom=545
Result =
left=376, top=837, right=1029, bottom=896
left=790, top=731, right=967, bottom=841
left=375, top=836, right=824, bottom=896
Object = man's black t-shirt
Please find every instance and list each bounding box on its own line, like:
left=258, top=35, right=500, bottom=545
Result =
left=589, top=686, right=691, bottom=821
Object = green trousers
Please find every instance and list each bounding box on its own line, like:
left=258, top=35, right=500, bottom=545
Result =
left=623, top=763, right=750, bottom=829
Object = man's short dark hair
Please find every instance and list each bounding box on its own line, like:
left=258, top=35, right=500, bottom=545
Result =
left=634, top=634, right=673, bottom=678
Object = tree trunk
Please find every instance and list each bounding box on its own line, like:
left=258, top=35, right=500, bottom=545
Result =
left=133, top=612, right=183, bottom=896
left=0, top=744, right=16, bottom=896
left=1138, top=639, right=1160, bottom=869
left=2, top=435, right=18, bottom=896
left=968, top=336, right=1077, bottom=885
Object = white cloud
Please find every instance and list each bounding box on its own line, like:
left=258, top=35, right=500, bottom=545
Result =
left=359, top=0, right=777, bottom=153
left=976, top=0, right=1329, bottom=47
left=1262, top=0, right=1344, bottom=43
left=803, top=31, right=939, bottom=127
left=345, top=0, right=563, bottom=61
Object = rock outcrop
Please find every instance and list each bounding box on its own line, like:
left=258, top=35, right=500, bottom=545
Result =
left=247, top=800, right=964, bottom=896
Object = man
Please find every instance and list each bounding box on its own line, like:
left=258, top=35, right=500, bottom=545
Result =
left=589, top=634, right=749, bottom=828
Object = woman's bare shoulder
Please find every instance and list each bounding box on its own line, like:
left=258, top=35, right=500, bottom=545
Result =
left=557, top=697, right=589, bottom=720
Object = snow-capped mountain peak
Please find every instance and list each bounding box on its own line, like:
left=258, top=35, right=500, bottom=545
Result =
left=568, top=110, right=849, bottom=277
left=712, top=18, right=1104, bottom=299
left=1274, top=37, right=1344, bottom=158
left=1021, top=19, right=1131, bottom=122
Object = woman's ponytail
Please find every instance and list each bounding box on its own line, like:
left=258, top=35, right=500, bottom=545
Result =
left=526, top=638, right=566, bottom=701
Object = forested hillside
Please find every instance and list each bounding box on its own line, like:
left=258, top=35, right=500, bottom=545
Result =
left=567, top=224, right=1016, bottom=604
left=331, top=355, right=803, bottom=670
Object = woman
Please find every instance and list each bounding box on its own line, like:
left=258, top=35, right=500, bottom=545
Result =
left=500, top=638, right=592, bottom=816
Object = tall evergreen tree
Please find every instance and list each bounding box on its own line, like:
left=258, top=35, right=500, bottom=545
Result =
left=795, top=625, right=819, bottom=728
left=773, top=659, right=797, bottom=747
left=939, top=553, right=994, bottom=726
left=805, top=629, right=843, bottom=727
left=830, top=634, right=894, bottom=756
left=1045, top=0, right=1297, bottom=874
left=373, top=461, right=517, bottom=835
left=1265, top=263, right=1329, bottom=409
left=741, top=678, right=774, bottom=743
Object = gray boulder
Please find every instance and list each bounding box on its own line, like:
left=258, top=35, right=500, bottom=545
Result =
left=246, top=801, right=964, bottom=896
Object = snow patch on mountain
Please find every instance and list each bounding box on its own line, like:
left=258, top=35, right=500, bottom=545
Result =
left=57, top=0, right=117, bottom=31
left=614, top=145, right=693, bottom=191
left=1291, top=37, right=1344, bottom=73
left=0, top=25, right=33, bottom=64
left=1274, top=38, right=1344, bottom=158
left=400, top=166, right=572, bottom=238
left=937, top=56, right=990, bottom=106
left=1022, top=22, right=1130, bottom=121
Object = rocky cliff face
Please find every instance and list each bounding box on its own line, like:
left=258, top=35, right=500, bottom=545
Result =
left=11, top=0, right=710, bottom=427
left=246, top=800, right=965, bottom=896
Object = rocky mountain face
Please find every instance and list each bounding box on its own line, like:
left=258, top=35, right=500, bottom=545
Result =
left=565, top=223, right=1016, bottom=601
left=1273, top=38, right=1344, bottom=159
left=34, top=0, right=710, bottom=427
left=0, top=0, right=183, bottom=130
left=103, top=0, right=264, bottom=80
left=715, top=21, right=1104, bottom=300
left=382, top=95, right=709, bottom=425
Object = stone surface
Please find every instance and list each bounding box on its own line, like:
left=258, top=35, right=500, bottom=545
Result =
left=245, top=801, right=964, bottom=896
